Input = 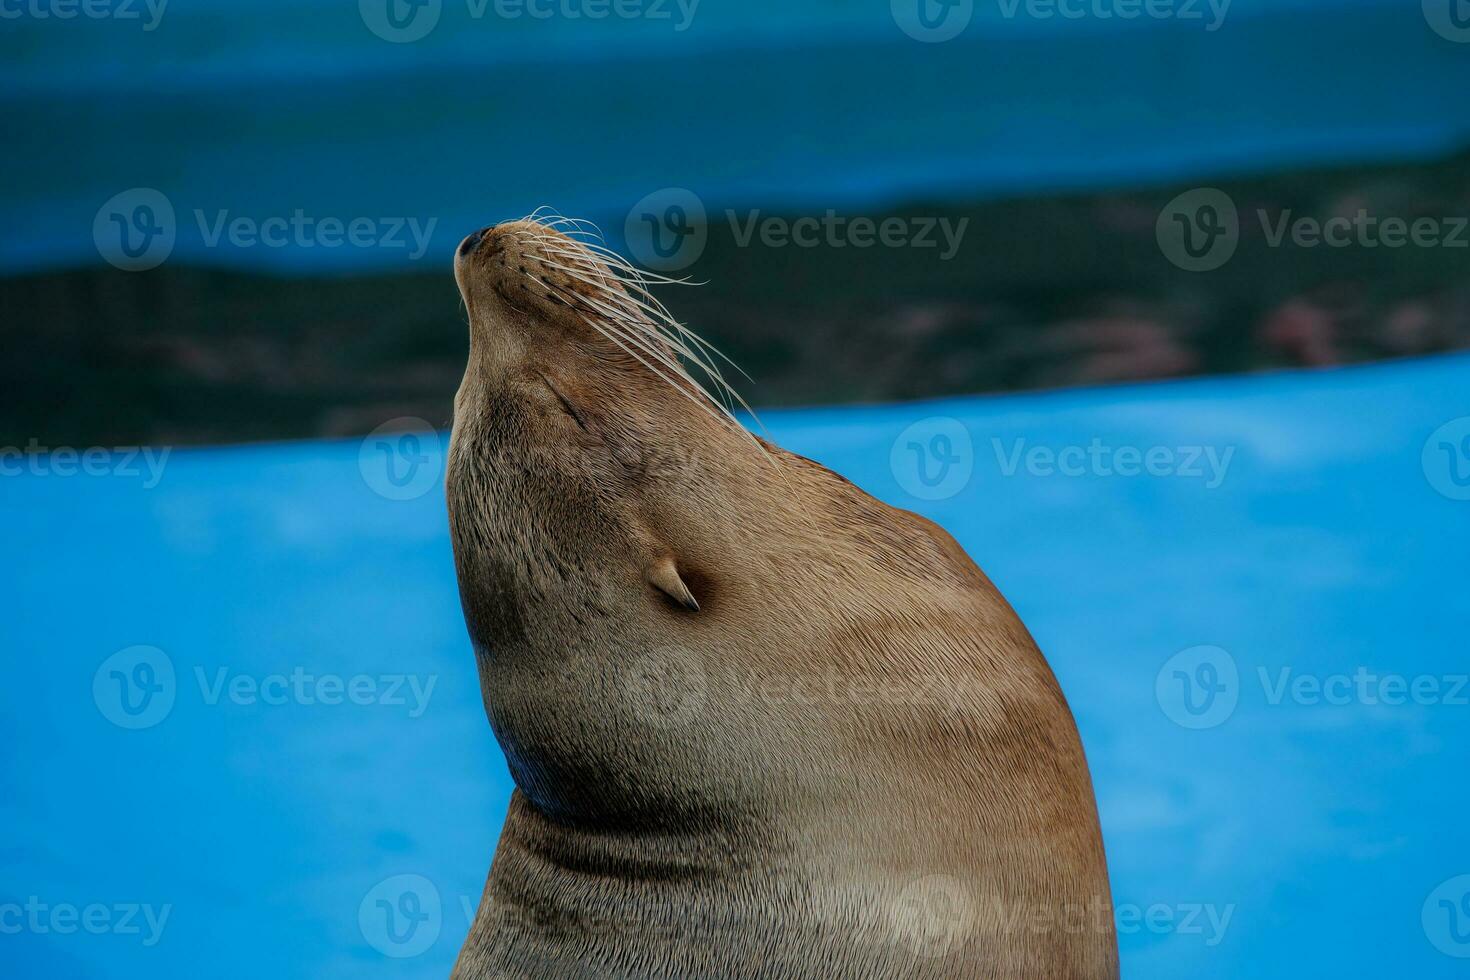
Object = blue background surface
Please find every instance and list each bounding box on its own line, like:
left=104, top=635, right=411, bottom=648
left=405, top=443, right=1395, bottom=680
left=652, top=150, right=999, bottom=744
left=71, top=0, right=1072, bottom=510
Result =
left=4, top=352, right=1469, bottom=977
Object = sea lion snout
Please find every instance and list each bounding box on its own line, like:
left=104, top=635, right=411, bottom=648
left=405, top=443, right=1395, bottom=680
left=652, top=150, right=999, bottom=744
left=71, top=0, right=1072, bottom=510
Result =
left=453, top=220, right=566, bottom=331
left=456, top=219, right=564, bottom=268
left=458, top=225, right=493, bottom=257
left=452, top=218, right=690, bottom=380
left=453, top=219, right=585, bottom=299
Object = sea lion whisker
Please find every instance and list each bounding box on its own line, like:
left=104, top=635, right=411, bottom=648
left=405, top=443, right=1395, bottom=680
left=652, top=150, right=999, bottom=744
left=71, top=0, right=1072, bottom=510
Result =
left=517, top=215, right=698, bottom=291
left=573, top=311, right=740, bottom=431
left=530, top=246, right=741, bottom=382
left=521, top=271, right=578, bottom=308
left=562, top=289, right=716, bottom=394
left=539, top=238, right=705, bottom=289
left=533, top=258, right=621, bottom=294
left=598, top=319, right=771, bottom=464
left=531, top=255, right=759, bottom=426
left=595, top=275, right=754, bottom=385
left=545, top=276, right=744, bottom=413
left=561, top=297, right=746, bottom=425
left=515, top=224, right=767, bottom=449
left=521, top=208, right=605, bottom=238
left=575, top=244, right=706, bottom=289
left=524, top=210, right=606, bottom=239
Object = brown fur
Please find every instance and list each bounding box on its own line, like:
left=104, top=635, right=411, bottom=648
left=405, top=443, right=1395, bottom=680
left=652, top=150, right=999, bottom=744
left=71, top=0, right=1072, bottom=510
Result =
left=446, top=220, right=1118, bottom=979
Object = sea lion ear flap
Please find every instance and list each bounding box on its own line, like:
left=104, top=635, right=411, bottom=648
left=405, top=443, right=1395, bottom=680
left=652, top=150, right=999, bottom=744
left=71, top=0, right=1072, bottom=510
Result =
left=646, top=557, right=699, bottom=612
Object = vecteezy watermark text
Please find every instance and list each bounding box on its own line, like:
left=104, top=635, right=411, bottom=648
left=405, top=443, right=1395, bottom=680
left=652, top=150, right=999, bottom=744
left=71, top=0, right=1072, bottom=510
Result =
left=994, top=0, right=1230, bottom=31
left=624, top=188, right=969, bottom=271
left=1258, top=666, right=1469, bottom=708
left=0, top=898, right=171, bottom=947
left=1157, top=645, right=1470, bottom=729
left=0, top=0, right=167, bottom=30
left=1158, top=187, right=1469, bottom=271
left=0, top=441, right=170, bottom=488
left=888, top=417, right=1238, bottom=502
left=359, top=0, right=699, bottom=44
left=726, top=211, right=969, bottom=261
left=887, top=880, right=1234, bottom=957
left=93, top=188, right=439, bottom=271
left=992, top=437, right=1234, bottom=489
left=94, top=646, right=439, bottom=729
left=891, top=0, right=1228, bottom=42
left=195, top=667, right=437, bottom=718
left=480, top=0, right=698, bottom=27
left=194, top=210, right=436, bottom=259
left=1258, top=210, right=1469, bottom=250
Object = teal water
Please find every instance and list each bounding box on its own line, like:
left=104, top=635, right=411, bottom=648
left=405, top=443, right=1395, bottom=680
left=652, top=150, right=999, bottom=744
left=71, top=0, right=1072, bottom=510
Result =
left=4, top=0, right=1469, bottom=273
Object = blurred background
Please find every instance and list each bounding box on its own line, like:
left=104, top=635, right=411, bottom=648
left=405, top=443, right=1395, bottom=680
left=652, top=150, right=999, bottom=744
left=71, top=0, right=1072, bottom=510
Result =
left=5, top=3, right=1470, bottom=980
left=3, top=0, right=1469, bottom=445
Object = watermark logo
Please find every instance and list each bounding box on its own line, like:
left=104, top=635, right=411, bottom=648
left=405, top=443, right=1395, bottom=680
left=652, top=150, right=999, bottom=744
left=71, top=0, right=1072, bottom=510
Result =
left=1157, top=188, right=1239, bottom=272
left=891, top=875, right=975, bottom=958
left=360, top=874, right=441, bottom=958
left=1422, top=417, right=1470, bottom=501
left=94, top=188, right=175, bottom=272
left=93, top=646, right=177, bottom=730
left=625, top=188, right=707, bottom=272
left=1424, top=0, right=1470, bottom=43
left=1155, top=645, right=1238, bottom=729
left=0, top=0, right=168, bottom=30
left=359, top=418, right=443, bottom=501
left=621, top=645, right=708, bottom=729
left=891, top=417, right=974, bottom=501
left=892, top=0, right=973, bottom=42
left=360, top=0, right=442, bottom=42
left=1424, top=875, right=1470, bottom=957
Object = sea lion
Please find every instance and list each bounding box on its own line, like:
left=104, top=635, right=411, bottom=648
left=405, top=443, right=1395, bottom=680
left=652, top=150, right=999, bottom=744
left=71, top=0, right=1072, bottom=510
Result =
left=445, top=214, right=1118, bottom=979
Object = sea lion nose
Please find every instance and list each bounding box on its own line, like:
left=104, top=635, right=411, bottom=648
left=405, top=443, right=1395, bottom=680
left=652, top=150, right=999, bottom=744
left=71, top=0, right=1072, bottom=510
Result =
left=458, top=225, right=494, bottom=257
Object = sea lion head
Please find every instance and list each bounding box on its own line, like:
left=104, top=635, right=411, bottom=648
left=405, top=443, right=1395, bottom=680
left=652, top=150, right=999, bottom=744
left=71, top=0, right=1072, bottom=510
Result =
left=452, top=212, right=753, bottom=480
left=451, top=214, right=758, bottom=550
left=447, top=214, right=773, bottom=824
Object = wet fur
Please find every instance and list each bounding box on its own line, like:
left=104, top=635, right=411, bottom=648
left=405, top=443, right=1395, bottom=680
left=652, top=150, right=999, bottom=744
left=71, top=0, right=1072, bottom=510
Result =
left=447, top=219, right=1118, bottom=979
